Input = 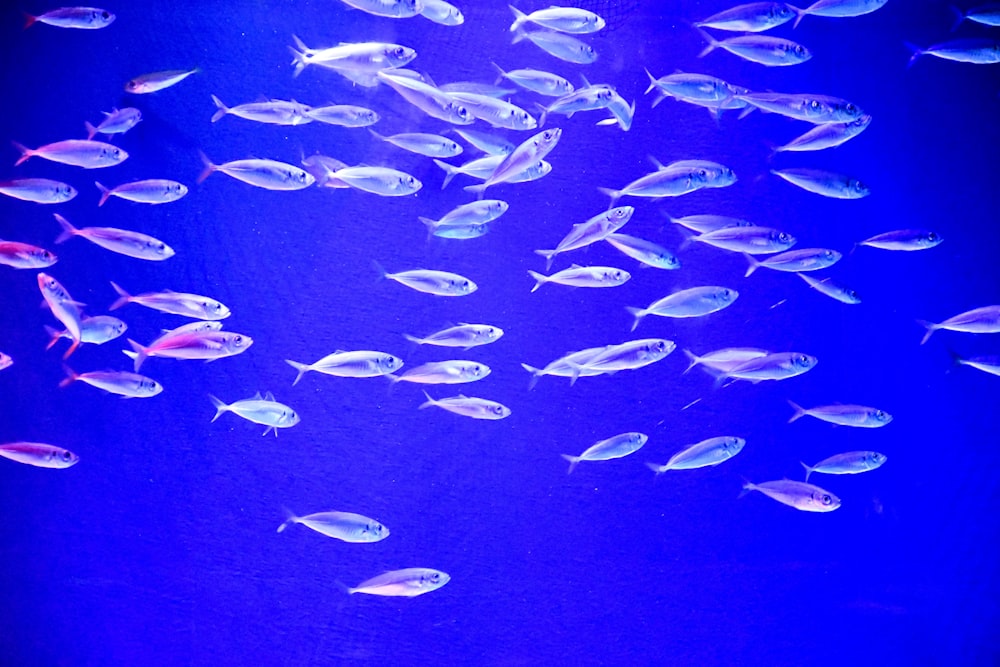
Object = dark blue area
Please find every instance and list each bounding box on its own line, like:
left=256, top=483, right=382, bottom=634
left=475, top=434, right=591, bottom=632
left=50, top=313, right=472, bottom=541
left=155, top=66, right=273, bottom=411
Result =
left=1, top=1, right=999, bottom=665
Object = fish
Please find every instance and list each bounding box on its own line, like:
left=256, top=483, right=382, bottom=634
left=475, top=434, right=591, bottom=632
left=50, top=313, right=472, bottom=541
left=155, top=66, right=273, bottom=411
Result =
left=745, top=248, right=842, bottom=276
left=197, top=154, right=315, bottom=191
left=668, top=214, right=756, bottom=234
left=603, top=233, right=680, bottom=270
left=419, top=392, right=511, bottom=420
left=125, top=68, right=198, bottom=94
left=452, top=129, right=515, bottom=156
left=45, top=315, right=126, bottom=350
left=378, top=267, right=476, bottom=296
left=306, top=105, right=380, bottom=127
left=0, top=442, right=78, bottom=469
left=109, top=282, right=230, bottom=319
left=287, top=36, right=416, bottom=80
left=789, top=0, right=888, bottom=27
left=741, top=480, right=841, bottom=512
left=55, top=214, right=174, bottom=261
left=85, top=107, right=142, bottom=139
left=403, top=324, right=503, bottom=349
left=952, top=353, right=1000, bottom=378
left=369, top=131, right=462, bottom=158
left=209, top=392, right=300, bottom=436
left=773, top=115, right=872, bottom=153
left=24, top=7, right=114, bottom=29
left=441, top=81, right=521, bottom=97
left=561, top=432, right=647, bottom=474
left=858, top=230, right=944, bottom=251
left=285, top=351, right=403, bottom=385
left=597, top=90, right=636, bottom=131
left=950, top=3, right=1000, bottom=29
left=277, top=510, right=389, bottom=542
left=528, top=265, right=630, bottom=292
left=802, top=451, right=887, bottom=481
left=388, top=361, right=490, bottom=384
left=336, top=0, right=423, bottom=18
left=537, top=84, right=615, bottom=122
left=0, top=352, right=12, bottom=370
left=682, top=347, right=770, bottom=375
left=493, top=64, right=574, bottom=97
left=686, top=227, right=796, bottom=254
left=422, top=220, right=490, bottom=240
left=788, top=401, right=892, bottom=427
left=420, top=0, right=464, bottom=24
left=60, top=366, right=163, bottom=398
left=509, top=5, right=605, bottom=33
left=464, top=127, right=562, bottom=198
left=521, top=346, right=610, bottom=387
left=797, top=274, right=861, bottom=304
left=736, top=92, right=865, bottom=124
left=209, top=95, right=312, bottom=125
left=627, top=286, right=738, bottom=331
left=12, top=139, right=127, bottom=168
left=512, top=28, right=598, bottom=64
left=646, top=436, right=746, bottom=473
left=598, top=159, right=735, bottom=206
left=95, top=179, right=188, bottom=206
left=301, top=154, right=351, bottom=187
left=719, top=352, right=818, bottom=383
left=772, top=168, right=869, bottom=198
left=577, top=339, right=675, bottom=374
left=418, top=200, right=509, bottom=233
left=38, top=273, right=84, bottom=359
left=698, top=30, right=812, bottom=66
left=346, top=568, right=450, bottom=597
left=534, top=206, right=633, bottom=269
left=0, top=241, right=57, bottom=269
left=0, top=178, right=77, bottom=204
left=376, top=70, right=474, bottom=125
left=330, top=166, right=421, bottom=196
left=906, top=38, right=1000, bottom=66
left=644, top=70, right=750, bottom=116
left=436, top=157, right=551, bottom=189
left=918, top=305, right=1000, bottom=344
left=445, top=92, right=538, bottom=130
left=695, top=2, right=795, bottom=31
left=124, top=331, right=252, bottom=371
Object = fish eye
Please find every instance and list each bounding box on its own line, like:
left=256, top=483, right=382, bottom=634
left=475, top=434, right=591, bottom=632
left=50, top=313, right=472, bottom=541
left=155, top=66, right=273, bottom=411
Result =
left=779, top=233, right=790, bottom=242
left=461, top=280, right=469, bottom=288
left=822, top=494, right=833, bottom=505
left=846, top=103, right=857, bottom=113
left=61, top=450, right=72, bottom=462
left=234, top=335, right=243, bottom=344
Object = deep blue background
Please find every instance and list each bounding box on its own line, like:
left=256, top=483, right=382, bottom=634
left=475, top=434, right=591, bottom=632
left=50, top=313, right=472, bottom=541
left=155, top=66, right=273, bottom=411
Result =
left=1, top=1, right=999, bottom=665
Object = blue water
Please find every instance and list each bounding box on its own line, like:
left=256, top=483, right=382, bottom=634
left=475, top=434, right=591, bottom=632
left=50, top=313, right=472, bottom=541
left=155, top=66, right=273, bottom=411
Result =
left=2, top=1, right=999, bottom=664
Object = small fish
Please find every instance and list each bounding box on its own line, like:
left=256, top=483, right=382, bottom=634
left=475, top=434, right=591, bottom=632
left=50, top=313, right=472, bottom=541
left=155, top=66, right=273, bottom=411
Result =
left=512, top=28, right=597, bottom=64
left=95, top=180, right=187, bottom=206
left=858, top=229, right=943, bottom=251
left=379, top=267, right=476, bottom=296
left=695, top=2, right=795, bottom=31
left=907, top=38, right=1000, bottom=66
left=210, top=392, right=299, bottom=436
left=627, top=286, right=738, bottom=331
left=278, top=510, right=389, bottom=542
left=302, top=154, right=351, bottom=187
left=55, top=214, right=174, bottom=261
left=419, top=392, right=511, bottom=420
left=0, top=178, right=77, bottom=204
left=0, top=442, right=78, bottom=469
left=285, top=351, right=403, bottom=385
left=528, top=265, right=630, bottom=292
left=736, top=92, right=864, bottom=124
left=422, top=221, right=489, bottom=240
left=85, top=107, right=142, bottom=139
left=535, top=206, right=634, bottom=269
left=210, top=96, right=312, bottom=125
left=577, top=339, right=676, bottom=375
left=597, top=90, right=636, bottom=131
left=198, top=154, right=315, bottom=191
left=125, top=331, right=252, bottom=371
left=404, top=324, right=503, bottom=349
left=952, top=353, right=1000, bottom=378
left=647, top=436, right=745, bottom=473
left=790, top=0, right=888, bottom=27
left=0, top=352, right=12, bottom=370
left=331, top=166, right=421, bottom=196
left=950, top=3, right=1000, bottom=29
left=109, top=282, right=230, bottom=319
left=346, top=568, right=450, bottom=597
left=604, top=233, right=680, bottom=269
left=60, top=366, right=162, bottom=398
left=45, top=315, right=126, bottom=350
left=802, top=451, right=887, bottom=481
left=509, top=5, right=605, bottom=33
left=38, top=273, right=84, bottom=359
left=538, top=84, right=615, bottom=122
left=493, top=64, right=574, bottom=97
left=369, top=131, right=462, bottom=158
left=306, top=105, right=380, bottom=127
left=687, top=227, right=796, bottom=255
left=561, top=432, right=647, bottom=474
left=125, top=68, right=199, bottom=94
left=797, top=274, right=861, bottom=304
left=521, top=346, right=609, bottom=387
left=452, top=129, right=515, bottom=156
left=465, top=128, right=562, bottom=198
left=668, top=214, right=756, bottom=234
left=771, top=168, right=869, bottom=199
left=0, top=241, right=57, bottom=269
left=288, top=36, right=416, bottom=81
left=419, top=201, right=509, bottom=233
left=337, top=0, right=422, bottom=18
left=918, top=305, right=1000, bottom=344
left=720, top=352, right=817, bottom=383
left=599, top=159, right=735, bottom=206
left=741, top=480, right=840, bottom=512
left=24, top=7, right=114, bottom=29
left=445, top=92, right=537, bottom=131
left=437, top=157, right=550, bottom=189
left=698, top=30, right=812, bottom=66
left=644, top=70, right=750, bottom=116
left=376, top=70, right=474, bottom=125
left=389, top=361, right=490, bottom=384
left=774, top=115, right=872, bottom=153
left=13, top=139, right=127, bottom=168
left=788, top=401, right=892, bottom=427
left=682, top=347, right=770, bottom=375
left=745, top=248, right=842, bottom=276
left=420, top=0, right=464, bottom=24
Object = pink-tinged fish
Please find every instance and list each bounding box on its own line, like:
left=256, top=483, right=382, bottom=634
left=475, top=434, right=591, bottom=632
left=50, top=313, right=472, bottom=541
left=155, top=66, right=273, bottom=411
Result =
left=0, top=178, right=77, bottom=204
left=345, top=568, right=450, bottom=597
left=55, top=214, right=174, bottom=260
left=124, top=330, right=253, bottom=371
left=60, top=366, right=163, bottom=398
left=45, top=315, right=126, bottom=351
left=0, top=442, right=79, bottom=469
left=37, top=273, right=84, bottom=359
left=197, top=153, right=315, bottom=191
left=85, top=107, right=142, bottom=139
left=12, top=139, right=127, bottom=168
left=0, top=241, right=57, bottom=269
left=125, top=68, right=199, bottom=94
left=0, top=351, right=12, bottom=370
left=109, top=282, right=229, bottom=319
left=95, top=179, right=187, bottom=206
left=24, top=7, right=114, bottom=29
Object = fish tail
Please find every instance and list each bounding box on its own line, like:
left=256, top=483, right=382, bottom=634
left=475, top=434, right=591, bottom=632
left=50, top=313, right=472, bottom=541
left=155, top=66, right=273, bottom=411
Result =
left=289, top=35, right=309, bottom=77
left=433, top=159, right=460, bottom=189
left=560, top=454, right=581, bottom=474
left=643, top=68, right=659, bottom=95
left=62, top=334, right=81, bottom=360
left=491, top=62, right=507, bottom=86
left=94, top=181, right=114, bottom=207
left=208, top=394, right=229, bottom=423
left=210, top=95, right=229, bottom=123
left=948, top=4, right=966, bottom=32
left=284, top=359, right=310, bottom=386
left=127, top=339, right=148, bottom=372
left=904, top=42, right=924, bottom=69
left=948, top=349, right=965, bottom=367
left=597, top=187, right=621, bottom=207
left=53, top=213, right=78, bottom=243
left=695, top=28, right=720, bottom=58
left=801, top=462, right=813, bottom=482
left=58, top=364, right=79, bottom=389
left=738, top=478, right=756, bottom=498
left=417, top=217, right=439, bottom=240
left=371, top=260, right=388, bottom=281
left=463, top=183, right=489, bottom=200
left=196, top=151, right=216, bottom=184
left=511, top=26, right=528, bottom=45
left=533, top=249, right=556, bottom=271
left=917, top=320, right=938, bottom=345
left=11, top=141, right=33, bottom=166
left=44, top=325, right=62, bottom=350
left=527, top=270, right=546, bottom=293
left=402, top=333, right=425, bottom=346
left=22, top=12, right=36, bottom=29
left=789, top=5, right=807, bottom=28
left=109, top=282, right=131, bottom=310
left=385, top=373, right=403, bottom=384
left=276, top=507, right=298, bottom=533
left=645, top=462, right=666, bottom=476
left=625, top=306, right=646, bottom=333
left=743, top=253, right=761, bottom=278
left=84, top=121, right=98, bottom=140
left=787, top=400, right=807, bottom=423
left=509, top=5, right=528, bottom=32
left=520, top=363, right=543, bottom=390
left=418, top=390, right=437, bottom=410
left=681, top=349, right=700, bottom=374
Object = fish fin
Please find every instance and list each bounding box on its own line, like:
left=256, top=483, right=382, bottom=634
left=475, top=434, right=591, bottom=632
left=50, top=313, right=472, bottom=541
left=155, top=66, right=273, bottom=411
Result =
left=210, top=95, right=229, bottom=123
left=787, top=400, right=807, bottom=423
left=532, top=102, right=549, bottom=129
left=23, top=12, right=37, bottom=29
left=208, top=394, right=228, bottom=423
left=509, top=5, right=529, bottom=32
left=625, top=306, right=645, bottom=333
left=367, top=128, right=386, bottom=143
left=527, top=270, right=547, bottom=293
left=196, top=151, right=216, bottom=184
left=801, top=462, right=813, bottom=482
left=264, top=426, right=276, bottom=437
left=109, top=282, right=131, bottom=310
left=58, top=364, right=79, bottom=389
left=645, top=462, right=666, bottom=476
left=418, top=390, right=436, bottom=410
left=463, top=183, right=488, bottom=200
left=84, top=121, right=98, bottom=140
left=743, top=253, right=761, bottom=278
left=62, top=336, right=81, bottom=360
left=491, top=62, right=507, bottom=85
left=372, top=260, right=388, bottom=281
left=285, top=359, right=310, bottom=386
left=385, top=373, right=403, bottom=384
left=44, top=325, right=63, bottom=350
left=738, top=478, right=756, bottom=498
left=948, top=4, right=966, bottom=32
left=94, top=182, right=112, bottom=207
left=681, top=349, right=700, bottom=374
left=695, top=27, right=720, bottom=58
left=511, top=26, right=528, bottom=44
left=264, top=391, right=275, bottom=401
left=433, top=159, right=460, bottom=189
left=560, top=454, right=581, bottom=474
left=11, top=141, right=33, bottom=166
left=126, top=339, right=148, bottom=372
left=533, top=249, right=556, bottom=271
left=903, top=42, right=924, bottom=69
left=596, top=187, right=621, bottom=208
left=402, top=334, right=425, bottom=346
left=916, top=320, right=937, bottom=345
left=276, top=507, right=299, bottom=533
left=288, top=44, right=308, bottom=78
left=54, top=213, right=77, bottom=243
left=643, top=68, right=659, bottom=95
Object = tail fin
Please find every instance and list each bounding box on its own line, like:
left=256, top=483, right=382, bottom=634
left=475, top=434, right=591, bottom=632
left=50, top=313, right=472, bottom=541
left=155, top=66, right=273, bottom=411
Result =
left=23, top=12, right=37, bottom=29
left=789, top=5, right=808, bottom=28
left=418, top=216, right=440, bottom=240
left=491, top=62, right=508, bottom=86
left=743, top=253, right=761, bottom=278
left=54, top=213, right=77, bottom=243
left=787, top=400, right=808, bottom=423
left=58, top=365, right=79, bottom=389
left=696, top=28, right=720, bottom=58
left=210, top=95, right=229, bottom=123
left=904, top=42, right=924, bottom=69
left=418, top=390, right=437, bottom=410
left=800, top=462, right=814, bottom=482
left=463, top=182, right=488, bottom=200
left=11, top=141, right=33, bottom=166
left=625, top=306, right=646, bottom=333
left=285, top=359, right=311, bottom=386
left=208, top=394, right=228, bottom=422
left=511, top=26, right=528, bottom=44
left=109, top=282, right=131, bottom=310
left=433, top=159, right=461, bottom=189
left=597, top=186, right=622, bottom=207
left=44, top=325, right=63, bottom=351
left=948, top=4, right=966, bottom=32
left=527, top=270, right=547, bottom=293
left=127, top=338, right=149, bottom=372
left=533, top=248, right=557, bottom=271
left=95, top=182, right=113, bottom=207
left=533, top=102, right=549, bottom=129
left=645, top=462, right=667, bottom=476
left=276, top=507, right=298, bottom=533
left=682, top=349, right=700, bottom=374
left=738, top=478, right=756, bottom=498
left=917, top=320, right=937, bottom=345
left=196, top=151, right=216, bottom=184
left=85, top=121, right=98, bottom=140
left=403, top=333, right=425, bottom=345
left=560, top=454, right=581, bottom=474
left=643, top=68, right=660, bottom=95
left=289, top=35, right=310, bottom=77
left=509, top=5, right=529, bottom=32
left=520, top=363, right=543, bottom=390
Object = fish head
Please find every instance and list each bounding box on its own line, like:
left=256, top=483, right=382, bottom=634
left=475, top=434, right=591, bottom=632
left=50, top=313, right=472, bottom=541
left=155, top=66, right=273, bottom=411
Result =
left=101, top=146, right=125, bottom=163
left=32, top=248, right=58, bottom=266
left=657, top=252, right=681, bottom=269
left=420, top=570, right=449, bottom=589
left=448, top=102, right=475, bottom=125
left=630, top=433, right=649, bottom=448
left=37, top=273, right=62, bottom=296
left=380, top=355, right=404, bottom=373
left=867, top=452, right=888, bottom=469
left=580, top=44, right=597, bottom=61
left=200, top=300, right=231, bottom=319
left=773, top=231, right=796, bottom=247
left=223, top=333, right=253, bottom=352
left=462, top=363, right=490, bottom=380
left=724, top=437, right=746, bottom=456
left=448, top=277, right=476, bottom=294
left=870, top=409, right=893, bottom=425
left=604, top=269, right=629, bottom=285
left=515, top=109, right=537, bottom=129
left=365, top=521, right=389, bottom=541
left=771, top=4, right=794, bottom=21
left=124, top=79, right=142, bottom=93
left=647, top=339, right=676, bottom=359
left=792, top=353, right=818, bottom=371
left=478, top=325, right=504, bottom=342
left=85, top=8, right=115, bottom=26
left=278, top=406, right=300, bottom=427
left=716, top=287, right=738, bottom=304
left=811, top=489, right=841, bottom=511
left=490, top=404, right=512, bottom=419
left=788, top=44, right=812, bottom=62
left=142, top=379, right=164, bottom=396
left=386, top=45, right=418, bottom=68
left=606, top=206, right=634, bottom=226
left=146, top=239, right=174, bottom=259
left=57, top=183, right=77, bottom=201
left=51, top=447, right=80, bottom=469
left=919, top=231, right=944, bottom=247
left=823, top=249, right=843, bottom=265
left=170, top=182, right=189, bottom=199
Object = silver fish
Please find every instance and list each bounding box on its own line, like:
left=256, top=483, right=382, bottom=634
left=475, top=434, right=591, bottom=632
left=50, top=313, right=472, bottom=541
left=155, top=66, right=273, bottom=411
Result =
left=858, top=230, right=943, bottom=251
left=528, top=265, right=630, bottom=292
left=604, top=233, right=680, bottom=269
left=721, top=352, right=818, bottom=383
left=647, top=436, right=745, bottom=473
left=512, top=28, right=597, bottom=64
left=521, top=346, right=609, bottom=387
left=695, top=2, right=794, bottom=31
left=627, top=286, right=738, bottom=331
left=698, top=30, right=811, bottom=66
left=561, top=432, right=647, bottom=474
left=125, top=331, right=252, bottom=371
left=125, top=68, right=198, bottom=94
left=644, top=70, right=750, bottom=116
left=337, top=0, right=422, bottom=18
left=85, top=107, right=141, bottom=139
left=332, top=166, right=421, bottom=196
left=210, top=96, right=312, bottom=125
left=745, top=248, right=842, bottom=276
left=493, top=64, right=574, bottom=97
left=687, top=226, right=796, bottom=254
left=682, top=347, right=770, bottom=375
left=797, top=274, right=861, bottom=304
left=465, top=128, right=562, bottom=198
left=668, top=214, right=756, bottom=234
left=285, top=351, right=402, bottom=385
left=420, top=0, right=463, bottom=24
left=404, top=324, right=503, bottom=349
left=773, top=168, right=869, bottom=198
left=538, top=85, right=615, bottom=121
left=599, top=159, right=735, bottom=206
left=419, top=392, right=511, bottom=420
left=13, top=139, right=126, bottom=168
left=452, top=129, right=515, bottom=156
left=380, top=267, right=476, bottom=296
left=38, top=272, right=84, bottom=359
left=774, top=115, right=872, bottom=153
left=907, top=38, right=1000, bottom=66
left=736, top=92, right=865, bottom=123
left=535, top=206, right=633, bottom=269
left=950, top=3, right=1000, bottom=29
left=0, top=442, right=78, bottom=469
left=302, top=154, right=351, bottom=187
left=346, top=568, right=450, bottom=597
left=376, top=70, right=474, bottom=125
left=0, top=178, right=77, bottom=204
left=95, top=179, right=187, bottom=206
left=788, top=401, right=892, bottom=427
left=370, top=131, right=462, bottom=158
left=55, top=214, right=173, bottom=261
left=306, top=105, right=380, bottom=127
left=60, top=367, right=162, bottom=398
left=802, top=451, right=887, bottom=481
left=109, top=282, right=230, bottom=319
left=278, top=510, right=389, bottom=542
left=0, top=241, right=56, bottom=269
left=288, top=36, right=416, bottom=81
left=436, top=156, right=550, bottom=189
left=790, top=0, right=888, bottom=27
left=388, top=360, right=490, bottom=384
left=741, top=480, right=840, bottom=512
left=509, top=5, right=605, bottom=33
left=45, top=315, right=126, bottom=350
left=919, top=305, right=1000, bottom=344
left=198, top=155, right=315, bottom=191
left=25, top=7, right=114, bottom=29
left=953, top=353, right=1000, bottom=378
left=579, top=339, right=676, bottom=375
left=419, top=200, right=509, bottom=231
left=423, top=221, right=490, bottom=240
left=209, top=392, right=299, bottom=436
left=445, top=92, right=537, bottom=130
